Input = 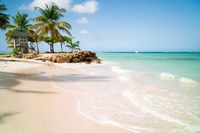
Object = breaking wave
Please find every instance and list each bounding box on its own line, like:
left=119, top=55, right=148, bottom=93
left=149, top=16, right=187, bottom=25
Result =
left=160, top=72, right=175, bottom=80
left=112, top=66, right=129, bottom=73
left=179, top=77, right=197, bottom=84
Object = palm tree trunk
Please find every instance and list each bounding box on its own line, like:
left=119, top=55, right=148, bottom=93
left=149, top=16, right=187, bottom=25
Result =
left=50, top=43, right=54, bottom=53
left=14, top=38, right=16, bottom=48
left=36, top=42, right=40, bottom=53
left=61, top=42, right=63, bottom=53
left=52, top=43, right=54, bottom=53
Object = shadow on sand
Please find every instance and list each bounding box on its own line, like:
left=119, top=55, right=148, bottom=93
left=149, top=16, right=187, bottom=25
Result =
left=0, top=112, right=20, bottom=124
left=0, top=70, right=110, bottom=94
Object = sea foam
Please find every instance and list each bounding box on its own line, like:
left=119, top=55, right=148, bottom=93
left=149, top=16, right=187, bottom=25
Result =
left=179, top=77, right=196, bottom=84
left=160, top=72, right=175, bottom=80
left=112, top=66, right=129, bottom=73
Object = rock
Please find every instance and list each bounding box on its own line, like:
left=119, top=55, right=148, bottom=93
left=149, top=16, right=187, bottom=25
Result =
left=92, top=59, right=101, bottom=64
left=51, top=55, right=57, bottom=63
left=56, top=57, right=65, bottom=63
left=79, top=56, right=86, bottom=62
left=86, top=61, right=91, bottom=64
left=35, top=51, right=101, bottom=64
left=72, top=58, right=80, bottom=63
left=23, top=53, right=38, bottom=59
left=85, top=57, right=93, bottom=63
left=65, top=58, right=71, bottom=63
left=14, top=54, right=23, bottom=58
left=34, top=57, right=43, bottom=60
left=42, top=59, right=46, bottom=62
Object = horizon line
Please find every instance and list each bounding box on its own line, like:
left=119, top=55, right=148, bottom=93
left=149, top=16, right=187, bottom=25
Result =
left=96, top=51, right=200, bottom=53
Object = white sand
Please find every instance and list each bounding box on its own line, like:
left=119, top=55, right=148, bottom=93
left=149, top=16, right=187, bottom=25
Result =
left=0, top=60, right=131, bottom=133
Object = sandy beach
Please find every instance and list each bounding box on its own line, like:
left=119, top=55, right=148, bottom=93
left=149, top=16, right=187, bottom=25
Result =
left=1, top=57, right=200, bottom=133
left=0, top=60, right=131, bottom=133
left=1, top=0, right=200, bottom=132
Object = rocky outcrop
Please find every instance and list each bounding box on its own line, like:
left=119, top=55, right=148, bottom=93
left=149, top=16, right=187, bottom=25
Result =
left=35, top=51, right=101, bottom=64
left=11, top=51, right=101, bottom=64
left=14, top=54, right=23, bottom=58
left=22, top=53, right=38, bottom=59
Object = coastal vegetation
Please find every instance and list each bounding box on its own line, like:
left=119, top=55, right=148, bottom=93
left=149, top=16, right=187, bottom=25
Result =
left=0, top=2, right=101, bottom=64
left=64, top=37, right=80, bottom=52
left=6, top=12, right=31, bottom=42
left=0, top=3, right=9, bottom=30
left=32, top=4, right=72, bottom=53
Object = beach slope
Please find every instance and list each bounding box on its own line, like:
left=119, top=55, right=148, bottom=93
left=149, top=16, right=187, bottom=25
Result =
left=0, top=60, right=131, bottom=133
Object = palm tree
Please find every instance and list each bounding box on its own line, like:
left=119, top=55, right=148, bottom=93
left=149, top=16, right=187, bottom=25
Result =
left=44, top=37, right=54, bottom=52
left=57, top=36, right=68, bottom=52
left=64, top=37, right=80, bottom=52
left=32, top=4, right=72, bottom=53
left=0, top=3, right=9, bottom=30
left=60, top=41, right=64, bottom=52
left=29, top=30, right=40, bottom=53
left=44, top=36, right=64, bottom=52
left=6, top=11, right=31, bottom=42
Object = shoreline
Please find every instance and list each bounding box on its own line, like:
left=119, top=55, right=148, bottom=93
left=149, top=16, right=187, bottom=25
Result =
left=0, top=60, right=131, bottom=133
left=1, top=57, right=200, bottom=133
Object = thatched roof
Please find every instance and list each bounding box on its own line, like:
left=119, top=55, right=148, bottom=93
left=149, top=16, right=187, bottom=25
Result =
left=11, top=29, right=32, bottom=37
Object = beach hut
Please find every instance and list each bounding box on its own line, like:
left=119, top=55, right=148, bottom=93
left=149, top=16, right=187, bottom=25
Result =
left=9, top=29, right=33, bottom=53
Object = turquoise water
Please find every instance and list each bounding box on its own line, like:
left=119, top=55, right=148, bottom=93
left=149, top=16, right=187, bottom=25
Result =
left=93, top=52, right=200, bottom=132
left=51, top=52, right=200, bottom=132
left=98, top=52, right=200, bottom=83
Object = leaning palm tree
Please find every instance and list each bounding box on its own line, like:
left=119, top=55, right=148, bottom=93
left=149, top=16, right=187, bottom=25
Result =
left=29, top=30, right=40, bottom=53
left=64, top=37, right=80, bottom=52
left=6, top=11, right=31, bottom=42
left=32, top=4, right=72, bottom=53
left=0, top=3, right=9, bottom=30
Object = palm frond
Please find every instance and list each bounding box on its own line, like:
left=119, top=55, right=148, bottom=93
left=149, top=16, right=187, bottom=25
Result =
left=0, top=4, right=9, bottom=30
left=0, top=4, right=7, bottom=11
left=32, top=3, right=72, bottom=52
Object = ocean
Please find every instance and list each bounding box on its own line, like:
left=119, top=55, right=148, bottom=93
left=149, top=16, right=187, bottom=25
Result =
left=38, top=52, right=200, bottom=133
left=91, top=52, right=200, bottom=133
left=98, top=52, right=200, bottom=83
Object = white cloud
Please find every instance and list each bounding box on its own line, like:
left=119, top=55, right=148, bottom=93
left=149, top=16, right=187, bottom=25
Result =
left=24, top=0, right=71, bottom=10
left=80, top=30, right=91, bottom=37
left=72, top=0, right=98, bottom=14
left=76, top=17, right=89, bottom=24
left=19, top=0, right=99, bottom=14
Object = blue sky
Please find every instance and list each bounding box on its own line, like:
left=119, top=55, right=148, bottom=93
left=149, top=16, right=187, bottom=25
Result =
left=0, top=0, right=200, bottom=53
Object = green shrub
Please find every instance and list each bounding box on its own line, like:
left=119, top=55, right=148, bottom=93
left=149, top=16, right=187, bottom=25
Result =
left=12, top=48, right=21, bottom=55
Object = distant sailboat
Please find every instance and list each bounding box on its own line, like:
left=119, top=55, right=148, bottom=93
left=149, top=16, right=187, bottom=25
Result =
left=135, top=51, right=139, bottom=53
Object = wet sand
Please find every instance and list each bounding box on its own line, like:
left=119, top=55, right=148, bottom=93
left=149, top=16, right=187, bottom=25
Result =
left=0, top=60, right=131, bottom=133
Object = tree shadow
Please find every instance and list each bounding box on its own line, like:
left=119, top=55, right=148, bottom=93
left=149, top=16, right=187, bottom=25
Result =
left=11, top=89, right=58, bottom=94
left=0, top=112, right=20, bottom=124
left=0, top=59, right=43, bottom=64
left=51, top=74, right=110, bottom=82
left=0, top=70, right=110, bottom=94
